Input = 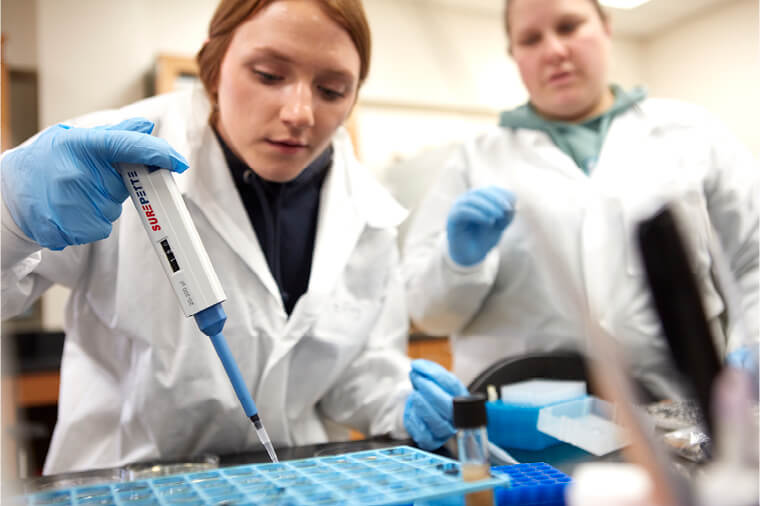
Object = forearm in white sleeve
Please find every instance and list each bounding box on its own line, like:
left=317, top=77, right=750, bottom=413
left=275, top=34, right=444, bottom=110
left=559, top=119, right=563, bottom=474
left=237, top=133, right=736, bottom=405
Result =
left=405, top=234, right=499, bottom=336
left=402, top=149, right=500, bottom=336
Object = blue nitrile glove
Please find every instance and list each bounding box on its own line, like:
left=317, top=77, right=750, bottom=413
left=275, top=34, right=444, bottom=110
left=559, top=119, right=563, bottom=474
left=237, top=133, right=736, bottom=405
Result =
left=404, top=359, right=469, bottom=450
left=446, top=186, right=516, bottom=267
left=726, top=343, right=759, bottom=380
left=1, top=118, right=189, bottom=250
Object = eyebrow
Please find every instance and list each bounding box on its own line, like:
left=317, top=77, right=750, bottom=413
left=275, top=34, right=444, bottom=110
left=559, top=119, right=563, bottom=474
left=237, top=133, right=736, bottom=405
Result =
left=250, top=46, right=356, bottom=83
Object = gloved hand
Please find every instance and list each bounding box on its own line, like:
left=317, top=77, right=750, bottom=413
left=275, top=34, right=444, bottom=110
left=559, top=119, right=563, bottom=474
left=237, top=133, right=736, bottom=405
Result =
left=404, top=359, right=468, bottom=450
left=726, top=343, right=759, bottom=379
left=446, top=186, right=516, bottom=266
left=1, top=118, right=189, bottom=250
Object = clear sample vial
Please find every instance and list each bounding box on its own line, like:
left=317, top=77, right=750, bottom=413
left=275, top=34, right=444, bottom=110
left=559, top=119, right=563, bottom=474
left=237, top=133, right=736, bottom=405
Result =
left=454, top=394, right=494, bottom=506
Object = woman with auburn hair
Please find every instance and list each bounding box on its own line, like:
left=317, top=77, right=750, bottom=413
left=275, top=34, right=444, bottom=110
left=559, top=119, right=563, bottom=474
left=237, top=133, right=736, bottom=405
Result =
left=1, top=0, right=465, bottom=473
left=404, top=0, right=758, bottom=400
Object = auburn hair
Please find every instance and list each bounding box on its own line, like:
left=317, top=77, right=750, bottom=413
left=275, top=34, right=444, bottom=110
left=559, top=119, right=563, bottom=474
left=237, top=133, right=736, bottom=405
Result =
left=196, top=0, right=371, bottom=124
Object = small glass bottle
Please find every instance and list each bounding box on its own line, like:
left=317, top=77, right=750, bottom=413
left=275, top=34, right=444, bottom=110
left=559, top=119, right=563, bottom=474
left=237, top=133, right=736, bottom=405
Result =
left=453, top=394, right=494, bottom=506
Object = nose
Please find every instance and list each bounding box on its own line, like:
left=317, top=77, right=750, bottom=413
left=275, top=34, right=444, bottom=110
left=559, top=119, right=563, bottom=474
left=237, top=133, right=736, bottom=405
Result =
left=542, top=33, right=569, bottom=63
left=280, top=81, right=315, bottom=129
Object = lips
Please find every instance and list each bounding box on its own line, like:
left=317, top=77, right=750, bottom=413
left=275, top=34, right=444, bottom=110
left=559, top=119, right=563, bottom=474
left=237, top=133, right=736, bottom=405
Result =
left=267, top=138, right=308, bottom=148
left=547, top=70, right=574, bottom=85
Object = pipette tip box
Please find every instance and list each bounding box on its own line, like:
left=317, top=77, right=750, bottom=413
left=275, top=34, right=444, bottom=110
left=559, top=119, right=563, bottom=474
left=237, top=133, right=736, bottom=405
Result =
left=488, top=379, right=587, bottom=451
left=492, top=462, right=572, bottom=506
left=18, top=445, right=510, bottom=505
left=420, top=462, right=572, bottom=506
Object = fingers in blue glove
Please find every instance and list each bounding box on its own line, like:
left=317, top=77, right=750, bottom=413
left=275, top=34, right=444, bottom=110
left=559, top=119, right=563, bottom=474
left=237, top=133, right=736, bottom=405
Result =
left=452, top=200, right=503, bottom=228
left=88, top=128, right=189, bottom=174
left=1, top=118, right=190, bottom=250
left=471, top=187, right=516, bottom=227
left=403, top=392, right=456, bottom=450
left=411, top=359, right=469, bottom=397
left=446, top=186, right=517, bottom=266
left=104, top=117, right=156, bottom=135
left=727, top=344, right=759, bottom=377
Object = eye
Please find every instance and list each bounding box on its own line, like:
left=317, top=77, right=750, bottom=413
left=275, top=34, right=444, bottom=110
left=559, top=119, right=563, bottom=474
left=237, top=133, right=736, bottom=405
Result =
left=518, top=33, right=541, bottom=47
left=317, top=85, right=346, bottom=101
left=557, top=20, right=580, bottom=34
left=254, top=70, right=283, bottom=84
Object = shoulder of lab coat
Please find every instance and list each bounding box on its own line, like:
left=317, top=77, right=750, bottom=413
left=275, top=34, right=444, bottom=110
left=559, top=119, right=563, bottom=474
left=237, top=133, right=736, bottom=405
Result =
left=634, top=96, right=715, bottom=128
left=331, top=127, right=409, bottom=229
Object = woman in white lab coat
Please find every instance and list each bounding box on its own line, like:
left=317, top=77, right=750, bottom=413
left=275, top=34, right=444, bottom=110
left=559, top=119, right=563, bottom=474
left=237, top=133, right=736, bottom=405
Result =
left=403, top=0, right=759, bottom=400
left=2, top=0, right=464, bottom=473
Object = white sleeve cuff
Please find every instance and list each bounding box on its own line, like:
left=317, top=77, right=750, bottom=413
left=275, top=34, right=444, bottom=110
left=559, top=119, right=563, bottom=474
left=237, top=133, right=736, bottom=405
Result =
left=2, top=198, right=42, bottom=271
left=441, top=238, right=500, bottom=279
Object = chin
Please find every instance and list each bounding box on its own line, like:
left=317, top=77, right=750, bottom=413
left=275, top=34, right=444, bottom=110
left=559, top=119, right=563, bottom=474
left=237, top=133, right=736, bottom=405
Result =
left=240, top=154, right=307, bottom=183
left=258, top=167, right=305, bottom=183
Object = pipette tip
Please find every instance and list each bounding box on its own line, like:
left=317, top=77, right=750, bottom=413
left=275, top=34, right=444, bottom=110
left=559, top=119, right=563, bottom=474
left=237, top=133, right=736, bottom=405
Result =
left=263, top=440, right=279, bottom=463
left=250, top=414, right=279, bottom=463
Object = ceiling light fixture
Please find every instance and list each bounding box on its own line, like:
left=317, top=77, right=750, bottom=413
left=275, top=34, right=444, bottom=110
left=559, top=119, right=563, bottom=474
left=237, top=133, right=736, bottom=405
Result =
left=599, top=0, right=652, bottom=9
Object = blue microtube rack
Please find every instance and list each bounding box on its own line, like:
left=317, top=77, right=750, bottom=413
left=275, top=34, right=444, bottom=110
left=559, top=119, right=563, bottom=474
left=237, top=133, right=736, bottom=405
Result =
left=492, top=462, right=571, bottom=506
left=20, top=446, right=511, bottom=505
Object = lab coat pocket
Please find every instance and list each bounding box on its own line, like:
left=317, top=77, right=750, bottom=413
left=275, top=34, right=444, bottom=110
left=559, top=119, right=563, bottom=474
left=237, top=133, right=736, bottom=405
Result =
left=311, top=297, right=382, bottom=345
left=286, top=297, right=381, bottom=417
left=622, top=186, right=711, bottom=278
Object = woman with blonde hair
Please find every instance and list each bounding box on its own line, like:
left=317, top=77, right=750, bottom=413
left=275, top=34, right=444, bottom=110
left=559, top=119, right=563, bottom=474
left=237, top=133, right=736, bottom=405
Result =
left=404, top=0, right=758, bottom=400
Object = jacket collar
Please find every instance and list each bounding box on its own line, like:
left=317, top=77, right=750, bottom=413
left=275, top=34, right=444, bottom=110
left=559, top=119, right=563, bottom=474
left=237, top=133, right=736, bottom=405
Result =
left=307, top=127, right=407, bottom=301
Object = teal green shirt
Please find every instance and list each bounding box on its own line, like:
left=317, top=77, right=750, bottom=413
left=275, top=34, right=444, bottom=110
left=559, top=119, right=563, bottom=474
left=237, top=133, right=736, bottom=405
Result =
left=499, top=85, right=647, bottom=174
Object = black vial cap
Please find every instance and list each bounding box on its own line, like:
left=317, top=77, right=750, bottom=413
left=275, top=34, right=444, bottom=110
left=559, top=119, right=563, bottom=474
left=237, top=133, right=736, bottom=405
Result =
left=453, top=394, right=487, bottom=429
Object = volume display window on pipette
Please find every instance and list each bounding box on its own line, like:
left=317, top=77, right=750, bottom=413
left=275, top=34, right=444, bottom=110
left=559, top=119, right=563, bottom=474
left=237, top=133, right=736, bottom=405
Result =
left=159, top=238, right=181, bottom=273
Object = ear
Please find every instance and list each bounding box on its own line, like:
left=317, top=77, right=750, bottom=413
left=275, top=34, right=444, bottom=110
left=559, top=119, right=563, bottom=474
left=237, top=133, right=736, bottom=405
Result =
left=602, top=16, right=612, bottom=38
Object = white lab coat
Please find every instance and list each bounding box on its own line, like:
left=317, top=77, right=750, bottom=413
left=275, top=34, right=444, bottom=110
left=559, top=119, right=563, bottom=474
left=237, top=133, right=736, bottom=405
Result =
left=1, top=87, right=412, bottom=474
left=404, top=98, right=759, bottom=400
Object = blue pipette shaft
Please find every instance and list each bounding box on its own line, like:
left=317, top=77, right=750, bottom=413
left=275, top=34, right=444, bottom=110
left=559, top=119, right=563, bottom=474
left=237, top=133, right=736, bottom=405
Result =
left=194, top=304, right=278, bottom=462
left=207, top=332, right=257, bottom=418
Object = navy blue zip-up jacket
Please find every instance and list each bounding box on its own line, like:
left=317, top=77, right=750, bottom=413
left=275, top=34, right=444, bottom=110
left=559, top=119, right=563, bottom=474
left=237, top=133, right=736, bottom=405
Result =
left=216, top=132, right=332, bottom=315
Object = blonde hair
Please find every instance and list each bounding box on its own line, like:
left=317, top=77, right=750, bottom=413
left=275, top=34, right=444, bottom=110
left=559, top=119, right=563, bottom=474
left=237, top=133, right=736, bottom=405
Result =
left=504, top=0, right=608, bottom=47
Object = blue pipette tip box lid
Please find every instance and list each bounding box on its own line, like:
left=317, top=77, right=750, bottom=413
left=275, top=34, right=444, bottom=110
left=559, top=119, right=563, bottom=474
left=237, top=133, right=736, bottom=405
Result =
left=19, top=446, right=510, bottom=505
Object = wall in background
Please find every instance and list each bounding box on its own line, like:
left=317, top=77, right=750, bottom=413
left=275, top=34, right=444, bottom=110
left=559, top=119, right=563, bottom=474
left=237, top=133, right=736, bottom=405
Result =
left=642, top=0, right=759, bottom=156
left=36, top=0, right=217, bottom=129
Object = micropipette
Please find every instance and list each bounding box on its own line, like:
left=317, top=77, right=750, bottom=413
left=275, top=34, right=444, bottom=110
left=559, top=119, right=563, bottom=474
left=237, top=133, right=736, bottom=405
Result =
left=120, top=162, right=279, bottom=463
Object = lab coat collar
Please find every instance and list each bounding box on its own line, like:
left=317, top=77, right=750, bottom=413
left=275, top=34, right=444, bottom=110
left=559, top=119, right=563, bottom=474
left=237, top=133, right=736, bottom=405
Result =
left=307, top=126, right=408, bottom=302
left=511, top=128, right=588, bottom=181
left=174, top=86, right=284, bottom=306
